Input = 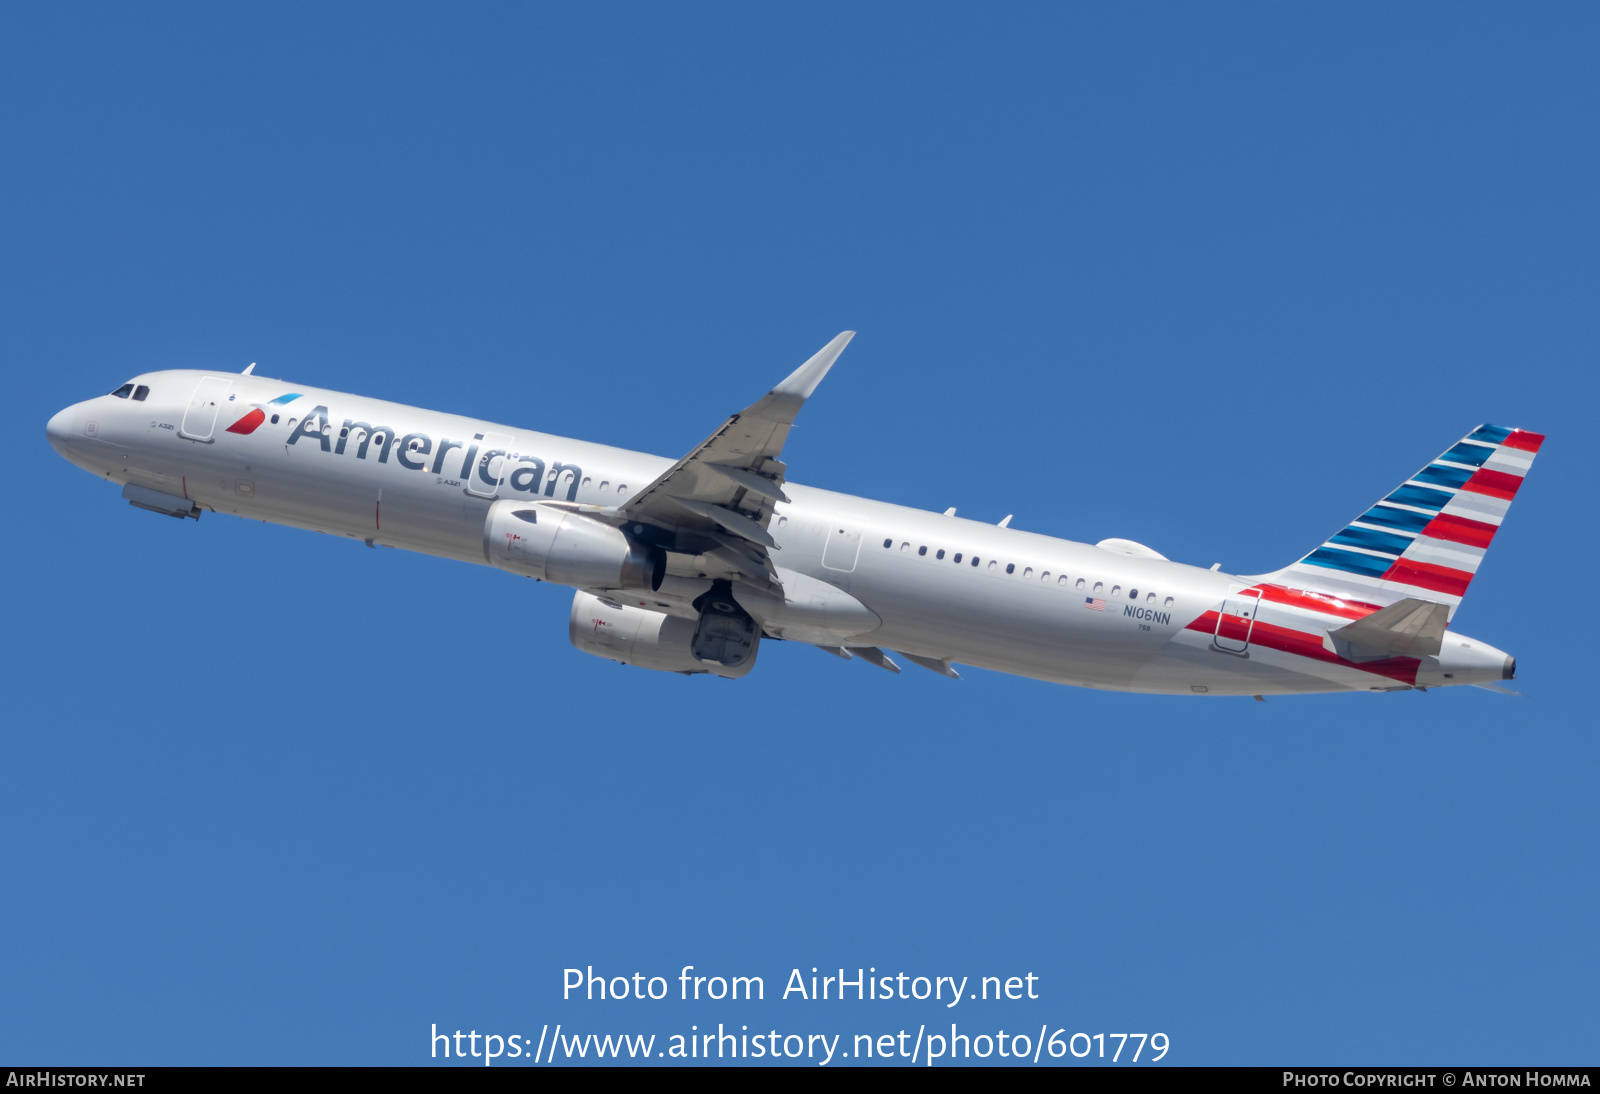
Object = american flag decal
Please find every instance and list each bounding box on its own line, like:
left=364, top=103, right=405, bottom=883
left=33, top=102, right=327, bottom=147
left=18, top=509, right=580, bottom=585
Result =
left=1084, top=597, right=1106, bottom=611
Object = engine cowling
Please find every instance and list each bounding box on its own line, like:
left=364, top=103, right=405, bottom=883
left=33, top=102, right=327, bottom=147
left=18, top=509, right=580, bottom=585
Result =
left=484, top=499, right=663, bottom=591
left=569, top=591, right=758, bottom=678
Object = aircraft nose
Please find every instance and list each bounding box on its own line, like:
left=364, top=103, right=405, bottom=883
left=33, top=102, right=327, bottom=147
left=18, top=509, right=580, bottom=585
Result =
left=46, top=405, right=76, bottom=457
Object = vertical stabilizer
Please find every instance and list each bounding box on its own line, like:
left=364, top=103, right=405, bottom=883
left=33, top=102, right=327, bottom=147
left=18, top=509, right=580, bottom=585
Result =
left=1261, top=424, right=1544, bottom=618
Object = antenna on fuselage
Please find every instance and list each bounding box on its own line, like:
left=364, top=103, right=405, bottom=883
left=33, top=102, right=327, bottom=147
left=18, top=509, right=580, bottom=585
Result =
left=242, top=362, right=256, bottom=375
left=998, top=514, right=1013, bottom=527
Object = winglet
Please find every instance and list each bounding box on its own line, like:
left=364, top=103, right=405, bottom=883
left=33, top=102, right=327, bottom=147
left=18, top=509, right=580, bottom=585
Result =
left=755, top=331, right=855, bottom=420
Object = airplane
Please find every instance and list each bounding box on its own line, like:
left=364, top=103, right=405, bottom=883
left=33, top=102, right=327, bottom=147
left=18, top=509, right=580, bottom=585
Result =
left=45, top=333, right=1538, bottom=696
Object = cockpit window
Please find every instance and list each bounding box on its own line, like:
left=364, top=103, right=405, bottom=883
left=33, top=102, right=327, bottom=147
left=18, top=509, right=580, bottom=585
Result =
left=132, top=385, right=150, bottom=401
left=111, top=383, right=134, bottom=398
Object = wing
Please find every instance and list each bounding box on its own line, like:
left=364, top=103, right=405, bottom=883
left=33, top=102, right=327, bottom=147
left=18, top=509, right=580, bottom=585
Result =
left=620, top=331, right=855, bottom=589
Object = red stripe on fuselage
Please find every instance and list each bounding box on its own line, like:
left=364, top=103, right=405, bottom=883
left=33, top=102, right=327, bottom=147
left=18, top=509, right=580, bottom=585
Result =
left=1421, top=512, right=1497, bottom=549
left=1183, top=611, right=1420, bottom=685
left=1462, top=467, right=1522, bottom=500
left=1251, top=583, right=1382, bottom=620
left=1382, top=559, right=1472, bottom=596
left=1501, top=430, right=1545, bottom=452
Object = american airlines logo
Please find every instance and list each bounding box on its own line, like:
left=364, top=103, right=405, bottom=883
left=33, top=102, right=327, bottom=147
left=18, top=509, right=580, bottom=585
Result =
left=274, top=403, right=583, bottom=501
left=224, top=392, right=304, bottom=435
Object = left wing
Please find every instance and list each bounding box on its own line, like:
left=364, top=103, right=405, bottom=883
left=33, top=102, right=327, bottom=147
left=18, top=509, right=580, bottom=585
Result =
left=619, top=332, right=855, bottom=588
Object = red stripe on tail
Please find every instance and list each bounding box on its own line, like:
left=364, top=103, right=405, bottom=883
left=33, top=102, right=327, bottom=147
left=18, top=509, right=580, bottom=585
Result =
left=1421, top=512, right=1498, bottom=549
left=1383, top=559, right=1473, bottom=596
left=1462, top=467, right=1522, bottom=500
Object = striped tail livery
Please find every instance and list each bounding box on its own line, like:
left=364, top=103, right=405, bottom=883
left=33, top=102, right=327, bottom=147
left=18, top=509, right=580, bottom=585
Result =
left=1266, top=424, right=1544, bottom=620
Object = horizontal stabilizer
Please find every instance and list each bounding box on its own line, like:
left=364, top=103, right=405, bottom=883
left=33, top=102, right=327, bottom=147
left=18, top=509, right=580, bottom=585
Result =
left=1328, top=597, right=1448, bottom=661
left=1472, top=681, right=1522, bottom=696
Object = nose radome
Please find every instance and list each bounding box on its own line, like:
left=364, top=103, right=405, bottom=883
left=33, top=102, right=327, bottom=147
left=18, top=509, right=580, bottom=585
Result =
left=46, top=405, right=76, bottom=457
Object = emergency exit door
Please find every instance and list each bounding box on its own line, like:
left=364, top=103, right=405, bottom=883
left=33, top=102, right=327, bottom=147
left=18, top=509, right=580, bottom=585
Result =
left=1213, top=589, right=1262, bottom=653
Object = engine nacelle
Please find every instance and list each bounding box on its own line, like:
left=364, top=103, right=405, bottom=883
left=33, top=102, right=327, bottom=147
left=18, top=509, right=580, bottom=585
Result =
left=484, top=499, right=663, bottom=591
left=569, top=591, right=757, bottom=678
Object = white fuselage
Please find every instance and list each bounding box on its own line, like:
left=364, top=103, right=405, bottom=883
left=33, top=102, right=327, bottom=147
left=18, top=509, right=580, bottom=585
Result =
left=47, top=370, right=1513, bottom=695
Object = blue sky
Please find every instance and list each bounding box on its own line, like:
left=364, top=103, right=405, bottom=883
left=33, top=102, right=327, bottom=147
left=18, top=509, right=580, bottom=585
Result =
left=2, top=3, right=1596, bottom=1065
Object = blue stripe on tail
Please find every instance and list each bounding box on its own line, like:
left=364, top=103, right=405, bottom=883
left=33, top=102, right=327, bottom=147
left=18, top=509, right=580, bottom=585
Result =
left=1302, top=547, right=1394, bottom=578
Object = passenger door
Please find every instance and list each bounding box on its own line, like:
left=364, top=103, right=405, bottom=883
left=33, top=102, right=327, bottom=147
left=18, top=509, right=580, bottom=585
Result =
left=178, top=377, right=234, bottom=442
left=466, top=432, right=517, bottom=498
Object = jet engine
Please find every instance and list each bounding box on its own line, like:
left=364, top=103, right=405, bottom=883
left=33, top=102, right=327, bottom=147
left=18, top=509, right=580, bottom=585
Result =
left=484, top=499, right=664, bottom=591
left=569, top=591, right=758, bottom=678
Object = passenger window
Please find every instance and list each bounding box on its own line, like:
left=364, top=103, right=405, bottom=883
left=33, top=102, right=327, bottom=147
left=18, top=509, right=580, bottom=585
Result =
left=111, top=383, right=134, bottom=398
left=901, top=542, right=910, bottom=553
left=600, top=481, right=610, bottom=491
left=1164, top=597, right=1174, bottom=607
left=270, top=414, right=280, bottom=424
left=1093, top=582, right=1103, bottom=594
left=776, top=516, right=787, bottom=527
left=1147, top=593, right=1155, bottom=603
left=1023, top=567, right=1032, bottom=578
left=972, top=557, right=980, bottom=567
left=1129, top=588, right=1138, bottom=599
left=953, top=553, right=961, bottom=563
left=918, top=545, right=927, bottom=556
left=1059, top=575, right=1069, bottom=586
left=883, top=538, right=892, bottom=549
left=617, top=485, right=628, bottom=496
left=1111, top=585, right=1121, bottom=597
left=1004, top=563, right=1014, bottom=574
left=132, top=385, right=150, bottom=401
left=582, top=477, right=592, bottom=488
left=937, top=549, right=945, bottom=560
